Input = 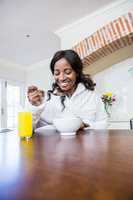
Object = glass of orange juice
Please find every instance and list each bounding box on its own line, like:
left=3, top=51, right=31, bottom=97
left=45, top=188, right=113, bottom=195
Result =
left=18, top=112, right=33, bottom=139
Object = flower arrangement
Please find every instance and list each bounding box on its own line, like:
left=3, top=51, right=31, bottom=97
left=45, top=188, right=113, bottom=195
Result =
left=101, top=92, right=116, bottom=117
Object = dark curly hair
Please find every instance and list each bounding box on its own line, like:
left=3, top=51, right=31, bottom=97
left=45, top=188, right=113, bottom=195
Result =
left=47, top=49, right=96, bottom=110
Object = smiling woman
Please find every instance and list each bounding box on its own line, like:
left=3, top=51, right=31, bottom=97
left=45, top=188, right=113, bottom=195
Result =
left=27, top=50, right=107, bottom=131
left=53, top=58, right=77, bottom=95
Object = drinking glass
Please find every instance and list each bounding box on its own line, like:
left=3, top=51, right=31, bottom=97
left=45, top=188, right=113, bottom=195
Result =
left=18, top=112, right=33, bottom=139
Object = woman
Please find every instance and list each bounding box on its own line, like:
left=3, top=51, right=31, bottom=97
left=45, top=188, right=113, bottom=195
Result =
left=27, top=50, right=107, bottom=129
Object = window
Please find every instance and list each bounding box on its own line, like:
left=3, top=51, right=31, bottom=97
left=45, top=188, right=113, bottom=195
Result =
left=0, top=82, right=1, bottom=128
left=0, top=80, right=24, bottom=129
left=7, top=83, right=21, bottom=128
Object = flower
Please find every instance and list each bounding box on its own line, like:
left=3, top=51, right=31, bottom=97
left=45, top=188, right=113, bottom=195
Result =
left=101, top=92, right=116, bottom=105
left=101, top=92, right=116, bottom=117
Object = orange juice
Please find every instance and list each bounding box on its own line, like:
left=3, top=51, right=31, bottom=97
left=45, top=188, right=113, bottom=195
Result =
left=18, top=112, right=33, bottom=138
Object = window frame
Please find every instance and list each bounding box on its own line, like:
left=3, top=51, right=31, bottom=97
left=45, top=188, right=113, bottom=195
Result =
left=0, top=78, right=25, bottom=128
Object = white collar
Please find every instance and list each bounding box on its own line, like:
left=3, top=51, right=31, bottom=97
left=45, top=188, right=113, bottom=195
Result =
left=71, top=83, right=86, bottom=98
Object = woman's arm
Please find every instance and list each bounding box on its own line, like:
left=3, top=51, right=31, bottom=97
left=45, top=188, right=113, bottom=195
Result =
left=74, top=91, right=108, bottom=129
left=81, top=93, right=108, bottom=129
left=26, top=86, right=45, bottom=128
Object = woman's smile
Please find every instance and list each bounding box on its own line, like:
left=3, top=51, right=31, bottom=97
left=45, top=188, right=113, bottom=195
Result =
left=58, top=79, right=72, bottom=86
left=54, top=58, right=77, bottom=93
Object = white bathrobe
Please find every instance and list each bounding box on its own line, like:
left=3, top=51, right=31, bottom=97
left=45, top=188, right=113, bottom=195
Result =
left=27, top=83, right=107, bottom=129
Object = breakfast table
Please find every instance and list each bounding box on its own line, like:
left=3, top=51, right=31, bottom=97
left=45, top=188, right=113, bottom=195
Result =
left=0, top=129, right=133, bottom=200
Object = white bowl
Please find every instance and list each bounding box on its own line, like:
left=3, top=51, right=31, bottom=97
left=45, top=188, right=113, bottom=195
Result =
left=53, top=117, right=82, bottom=136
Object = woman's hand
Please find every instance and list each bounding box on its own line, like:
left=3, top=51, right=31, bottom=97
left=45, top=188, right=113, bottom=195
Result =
left=27, top=86, right=45, bottom=106
left=79, top=122, right=89, bottom=130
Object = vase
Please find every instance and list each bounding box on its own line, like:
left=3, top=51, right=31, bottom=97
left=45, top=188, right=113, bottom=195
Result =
left=104, top=104, right=112, bottom=118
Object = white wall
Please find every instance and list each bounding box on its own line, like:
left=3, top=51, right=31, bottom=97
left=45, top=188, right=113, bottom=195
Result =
left=94, top=57, right=133, bottom=121
left=56, top=0, right=133, bottom=49
left=0, top=59, right=26, bottom=83
left=26, top=58, right=53, bottom=91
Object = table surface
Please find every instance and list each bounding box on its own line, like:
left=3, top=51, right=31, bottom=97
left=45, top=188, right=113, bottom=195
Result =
left=0, top=129, right=133, bottom=200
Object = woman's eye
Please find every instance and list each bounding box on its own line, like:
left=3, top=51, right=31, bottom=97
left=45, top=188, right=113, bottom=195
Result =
left=65, top=69, right=72, bottom=74
left=54, top=71, right=60, bottom=76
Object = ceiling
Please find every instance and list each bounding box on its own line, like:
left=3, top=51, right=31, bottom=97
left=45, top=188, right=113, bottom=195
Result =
left=0, top=0, right=118, bottom=66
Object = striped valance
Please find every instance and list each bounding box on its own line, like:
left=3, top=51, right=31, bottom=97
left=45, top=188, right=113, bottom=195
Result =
left=72, top=11, right=133, bottom=67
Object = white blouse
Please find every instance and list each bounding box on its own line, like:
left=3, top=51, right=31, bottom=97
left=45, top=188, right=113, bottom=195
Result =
left=27, top=83, right=108, bottom=129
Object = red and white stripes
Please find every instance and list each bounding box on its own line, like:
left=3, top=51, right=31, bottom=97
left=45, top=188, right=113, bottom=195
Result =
left=72, top=11, right=133, bottom=67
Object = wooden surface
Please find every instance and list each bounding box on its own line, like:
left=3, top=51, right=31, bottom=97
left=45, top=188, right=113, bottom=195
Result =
left=0, top=129, right=133, bottom=200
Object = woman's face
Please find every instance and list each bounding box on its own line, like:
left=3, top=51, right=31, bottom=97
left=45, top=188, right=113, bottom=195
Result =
left=54, top=58, right=77, bottom=93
